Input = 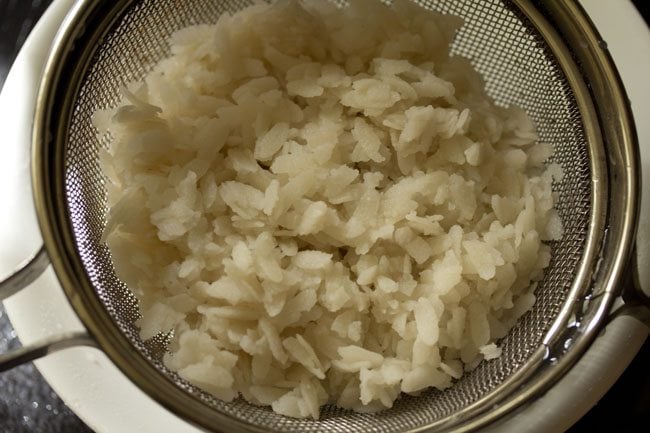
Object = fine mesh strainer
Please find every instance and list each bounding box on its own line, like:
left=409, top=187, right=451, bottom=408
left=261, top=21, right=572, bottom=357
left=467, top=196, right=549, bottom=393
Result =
left=0, top=0, right=647, bottom=432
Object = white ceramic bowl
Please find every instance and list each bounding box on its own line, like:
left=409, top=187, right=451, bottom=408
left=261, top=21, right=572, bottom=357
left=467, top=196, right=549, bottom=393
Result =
left=0, top=1, right=647, bottom=432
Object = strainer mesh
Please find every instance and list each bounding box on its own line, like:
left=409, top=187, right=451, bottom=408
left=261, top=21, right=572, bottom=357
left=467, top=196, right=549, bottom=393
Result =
left=64, top=0, right=590, bottom=431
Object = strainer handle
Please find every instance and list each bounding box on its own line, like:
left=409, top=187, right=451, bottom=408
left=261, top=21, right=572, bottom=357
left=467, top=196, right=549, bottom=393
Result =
left=0, top=331, right=95, bottom=372
left=0, top=245, right=96, bottom=371
left=0, top=246, right=49, bottom=301
left=620, top=253, right=650, bottom=328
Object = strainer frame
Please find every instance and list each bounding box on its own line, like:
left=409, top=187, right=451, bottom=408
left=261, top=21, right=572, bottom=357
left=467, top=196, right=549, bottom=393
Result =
left=29, top=0, right=639, bottom=432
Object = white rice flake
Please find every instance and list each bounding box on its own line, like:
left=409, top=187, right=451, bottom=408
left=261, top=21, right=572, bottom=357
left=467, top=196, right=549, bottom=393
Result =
left=479, top=343, right=502, bottom=360
left=294, top=251, right=333, bottom=270
left=414, top=297, right=439, bottom=346
left=255, top=122, right=290, bottom=161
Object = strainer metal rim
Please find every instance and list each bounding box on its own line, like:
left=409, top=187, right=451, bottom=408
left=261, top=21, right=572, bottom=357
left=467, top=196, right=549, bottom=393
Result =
left=30, top=0, right=639, bottom=432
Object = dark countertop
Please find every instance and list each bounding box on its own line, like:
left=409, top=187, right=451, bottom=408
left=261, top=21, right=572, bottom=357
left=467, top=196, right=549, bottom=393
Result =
left=0, top=1, right=648, bottom=432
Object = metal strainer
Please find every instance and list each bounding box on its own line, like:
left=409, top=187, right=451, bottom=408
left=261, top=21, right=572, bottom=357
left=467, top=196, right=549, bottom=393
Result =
left=0, top=0, right=646, bottom=431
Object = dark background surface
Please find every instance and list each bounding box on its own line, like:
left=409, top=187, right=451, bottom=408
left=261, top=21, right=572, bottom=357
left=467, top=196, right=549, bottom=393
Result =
left=0, top=0, right=648, bottom=432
